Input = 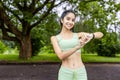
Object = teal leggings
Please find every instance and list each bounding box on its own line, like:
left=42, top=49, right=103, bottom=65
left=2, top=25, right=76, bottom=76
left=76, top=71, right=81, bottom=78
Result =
left=58, top=66, right=87, bottom=80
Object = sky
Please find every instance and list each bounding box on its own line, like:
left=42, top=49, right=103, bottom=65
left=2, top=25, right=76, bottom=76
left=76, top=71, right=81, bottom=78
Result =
left=116, top=0, right=120, bottom=21
left=56, top=0, right=120, bottom=17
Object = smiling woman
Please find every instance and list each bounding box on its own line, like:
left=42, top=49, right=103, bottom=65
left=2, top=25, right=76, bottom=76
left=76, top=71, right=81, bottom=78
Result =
left=51, top=10, right=103, bottom=80
left=60, top=10, right=76, bottom=32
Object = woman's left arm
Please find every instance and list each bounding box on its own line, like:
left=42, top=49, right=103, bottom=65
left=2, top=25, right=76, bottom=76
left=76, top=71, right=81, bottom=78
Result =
left=78, top=32, right=104, bottom=44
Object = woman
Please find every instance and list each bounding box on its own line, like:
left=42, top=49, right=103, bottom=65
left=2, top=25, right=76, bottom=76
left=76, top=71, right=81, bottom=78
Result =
left=51, top=10, right=103, bottom=80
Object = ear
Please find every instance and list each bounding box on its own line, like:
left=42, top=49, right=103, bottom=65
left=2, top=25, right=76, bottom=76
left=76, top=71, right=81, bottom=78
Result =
left=61, top=19, right=63, bottom=24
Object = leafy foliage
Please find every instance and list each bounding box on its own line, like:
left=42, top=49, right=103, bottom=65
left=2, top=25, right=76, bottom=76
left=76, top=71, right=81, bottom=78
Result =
left=0, top=40, right=8, bottom=54
left=0, top=0, right=67, bottom=59
left=74, top=0, right=120, bottom=56
left=96, top=32, right=120, bottom=57
left=31, top=13, right=59, bottom=56
left=97, top=43, right=120, bottom=57
left=0, top=0, right=120, bottom=58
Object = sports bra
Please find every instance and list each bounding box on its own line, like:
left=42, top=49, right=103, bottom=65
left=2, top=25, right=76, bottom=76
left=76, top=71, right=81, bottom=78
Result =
left=56, top=33, right=81, bottom=53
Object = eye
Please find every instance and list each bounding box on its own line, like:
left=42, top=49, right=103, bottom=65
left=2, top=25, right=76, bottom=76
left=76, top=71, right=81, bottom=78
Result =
left=66, top=17, right=70, bottom=20
left=72, top=19, right=75, bottom=22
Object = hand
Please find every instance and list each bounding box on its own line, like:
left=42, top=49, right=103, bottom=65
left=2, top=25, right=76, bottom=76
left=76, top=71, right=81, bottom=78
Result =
left=75, top=39, right=86, bottom=50
left=84, top=33, right=93, bottom=43
left=79, top=33, right=93, bottom=44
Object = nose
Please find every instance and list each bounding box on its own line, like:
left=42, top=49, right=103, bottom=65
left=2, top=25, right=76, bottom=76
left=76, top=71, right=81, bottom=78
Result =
left=69, top=20, right=74, bottom=25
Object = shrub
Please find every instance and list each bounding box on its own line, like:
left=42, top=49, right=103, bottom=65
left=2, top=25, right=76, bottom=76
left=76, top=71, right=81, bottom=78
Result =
left=31, top=38, right=44, bottom=56
left=97, top=44, right=120, bottom=57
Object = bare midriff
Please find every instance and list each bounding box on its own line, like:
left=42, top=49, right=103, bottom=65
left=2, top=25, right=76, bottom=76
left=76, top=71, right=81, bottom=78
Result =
left=61, top=52, right=84, bottom=69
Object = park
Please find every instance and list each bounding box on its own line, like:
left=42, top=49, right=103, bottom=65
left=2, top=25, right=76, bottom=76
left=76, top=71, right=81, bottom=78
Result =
left=0, top=0, right=120, bottom=80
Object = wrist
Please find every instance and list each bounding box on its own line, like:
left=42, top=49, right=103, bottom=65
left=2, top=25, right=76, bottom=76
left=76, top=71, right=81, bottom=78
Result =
left=92, top=33, right=95, bottom=39
left=75, top=46, right=80, bottom=50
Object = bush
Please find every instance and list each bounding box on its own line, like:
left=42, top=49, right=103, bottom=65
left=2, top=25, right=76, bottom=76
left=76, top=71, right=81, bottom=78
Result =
left=39, top=46, right=54, bottom=54
left=0, top=41, right=8, bottom=54
left=31, top=38, right=44, bottom=56
left=97, top=44, right=120, bottom=57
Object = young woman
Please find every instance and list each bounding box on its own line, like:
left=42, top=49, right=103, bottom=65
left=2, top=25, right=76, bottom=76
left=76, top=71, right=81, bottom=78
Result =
left=51, top=10, right=103, bottom=80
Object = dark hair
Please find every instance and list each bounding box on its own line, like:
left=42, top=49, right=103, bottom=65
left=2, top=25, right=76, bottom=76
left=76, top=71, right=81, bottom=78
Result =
left=60, top=10, right=76, bottom=32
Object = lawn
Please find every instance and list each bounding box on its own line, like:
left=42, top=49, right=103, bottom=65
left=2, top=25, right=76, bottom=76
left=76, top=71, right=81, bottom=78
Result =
left=82, top=54, right=120, bottom=62
left=0, top=53, right=120, bottom=63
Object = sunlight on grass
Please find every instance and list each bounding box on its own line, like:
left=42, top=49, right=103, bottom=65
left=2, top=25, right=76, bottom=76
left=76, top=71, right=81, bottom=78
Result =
left=82, top=54, right=120, bottom=62
left=0, top=53, right=60, bottom=62
left=29, top=53, right=60, bottom=62
left=0, top=54, right=19, bottom=60
left=0, top=53, right=120, bottom=63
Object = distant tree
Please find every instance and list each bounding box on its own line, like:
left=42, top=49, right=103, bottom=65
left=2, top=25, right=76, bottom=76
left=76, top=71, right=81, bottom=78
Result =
left=74, top=0, right=120, bottom=56
left=0, top=0, right=71, bottom=59
left=0, top=0, right=120, bottom=58
left=31, top=13, right=60, bottom=56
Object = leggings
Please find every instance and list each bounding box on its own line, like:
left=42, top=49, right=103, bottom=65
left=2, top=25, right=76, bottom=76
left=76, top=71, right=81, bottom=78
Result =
left=58, top=66, right=87, bottom=80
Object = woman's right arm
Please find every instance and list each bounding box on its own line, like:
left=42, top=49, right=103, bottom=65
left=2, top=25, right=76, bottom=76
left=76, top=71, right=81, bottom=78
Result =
left=51, top=36, right=81, bottom=60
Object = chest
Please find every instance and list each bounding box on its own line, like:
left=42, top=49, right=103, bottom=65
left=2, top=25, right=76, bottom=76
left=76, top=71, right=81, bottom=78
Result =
left=58, top=38, right=79, bottom=50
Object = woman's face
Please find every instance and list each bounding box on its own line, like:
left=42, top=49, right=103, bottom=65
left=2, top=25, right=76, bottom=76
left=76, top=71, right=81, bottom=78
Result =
left=61, top=12, right=76, bottom=30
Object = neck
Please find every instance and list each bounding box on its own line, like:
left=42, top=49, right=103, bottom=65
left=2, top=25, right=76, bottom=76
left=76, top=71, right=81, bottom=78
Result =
left=60, top=27, right=72, bottom=35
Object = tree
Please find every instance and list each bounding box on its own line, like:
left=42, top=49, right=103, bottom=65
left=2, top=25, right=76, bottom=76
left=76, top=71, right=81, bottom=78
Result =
left=0, top=0, right=69, bottom=59
left=31, top=13, right=60, bottom=56
left=74, top=1, right=120, bottom=56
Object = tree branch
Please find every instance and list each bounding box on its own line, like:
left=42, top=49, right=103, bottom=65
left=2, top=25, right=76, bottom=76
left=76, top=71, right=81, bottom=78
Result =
left=33, top=0, right=50, bottom=15
left=30, top=0, right=56, bottom=29
left=2, top=35, right=18, bottom=41
left=29, top=0, right=38, bottom=12
left=0, top=6, right=22, bottom=40
left=54, top=0, right=66, bottom=7
left=0, top=21, right=8, bottom=37
left=23, top=0, right=27, bottom=8
left=1, top=2, right=23, bottom=23
left=16, top=2, right=24, bottom=12
left=0, top=21, right=18, bottom=41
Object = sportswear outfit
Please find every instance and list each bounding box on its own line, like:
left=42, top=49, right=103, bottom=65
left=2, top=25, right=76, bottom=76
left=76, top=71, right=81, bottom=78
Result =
left=56, top=33, right=87, bottom=80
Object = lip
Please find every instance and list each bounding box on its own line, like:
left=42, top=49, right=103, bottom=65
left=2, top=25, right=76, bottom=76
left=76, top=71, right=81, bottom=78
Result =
left=66, top=25, right=73, bottom=28
left=66, top=23, right=73, bottom=27
left=67, top=25, right=72, bottom=27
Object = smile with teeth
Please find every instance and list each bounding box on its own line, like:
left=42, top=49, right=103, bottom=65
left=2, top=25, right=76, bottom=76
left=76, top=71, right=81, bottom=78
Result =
left=66, top=23, right=73, bottom=27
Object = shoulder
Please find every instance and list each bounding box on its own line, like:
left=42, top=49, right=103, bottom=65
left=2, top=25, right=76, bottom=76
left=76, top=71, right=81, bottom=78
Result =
left=51, top=35, right=59, bottom=42
left=51, top=36, right=56, bottom=41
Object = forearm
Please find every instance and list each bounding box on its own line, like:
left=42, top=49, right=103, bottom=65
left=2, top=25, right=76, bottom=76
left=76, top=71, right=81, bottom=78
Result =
left=60, top=46, right=79, bottom=60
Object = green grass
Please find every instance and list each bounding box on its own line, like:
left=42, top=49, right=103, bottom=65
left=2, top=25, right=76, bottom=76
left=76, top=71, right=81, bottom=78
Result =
left=82, top=54, right=120, bottom=62
left=0, top=53, right=60, bottom=63
left=0, top=53, right=120, bottom=63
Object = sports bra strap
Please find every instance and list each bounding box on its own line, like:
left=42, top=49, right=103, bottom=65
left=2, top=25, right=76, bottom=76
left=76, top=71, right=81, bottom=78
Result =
left=56, top=35, right=62, bottom=42
left=73, top=33, right=79, bottom=39
left=55, top=33, right=81, bottom=53
left=56, top=33, right=78, bottom=40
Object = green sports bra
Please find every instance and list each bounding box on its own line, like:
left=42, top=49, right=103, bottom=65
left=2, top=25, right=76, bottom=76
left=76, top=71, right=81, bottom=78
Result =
left=56, top=33, right=81, bottom=53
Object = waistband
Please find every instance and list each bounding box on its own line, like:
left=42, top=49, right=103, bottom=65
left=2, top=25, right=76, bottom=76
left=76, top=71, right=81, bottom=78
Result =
left=60, top=66, right=85, bottom=72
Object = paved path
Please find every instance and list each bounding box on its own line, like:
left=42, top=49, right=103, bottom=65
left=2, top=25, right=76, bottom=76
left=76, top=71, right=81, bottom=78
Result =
left=0, top=63, right=120, bottom=80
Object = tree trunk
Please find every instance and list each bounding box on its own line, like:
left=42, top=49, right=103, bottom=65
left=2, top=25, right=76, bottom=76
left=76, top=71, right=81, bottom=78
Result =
left=19, top=35, right=32, bottom=59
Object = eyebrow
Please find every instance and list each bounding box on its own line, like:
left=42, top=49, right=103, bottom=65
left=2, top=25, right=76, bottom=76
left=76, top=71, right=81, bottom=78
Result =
left=66, top=16, right=75, bottom=19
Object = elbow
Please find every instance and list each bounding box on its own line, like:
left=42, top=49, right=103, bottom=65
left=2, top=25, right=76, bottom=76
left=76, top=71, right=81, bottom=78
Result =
left=57, top=54, right=65, bottom=60
left=94, top=32, right=104, bottom=39
left=58, top=55, right=64, bottom=60
left=59, top=57, right=63, bottom=60
left=99, top=32, right=104, bottom=38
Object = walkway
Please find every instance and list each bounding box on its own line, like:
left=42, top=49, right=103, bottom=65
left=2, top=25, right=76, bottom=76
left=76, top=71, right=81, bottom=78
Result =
left=0, top=63, right=120, bottom=80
